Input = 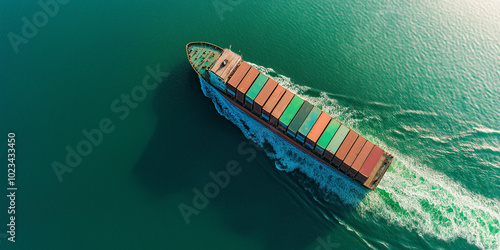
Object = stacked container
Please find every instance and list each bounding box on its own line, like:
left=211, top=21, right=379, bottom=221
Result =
left=253, top=79, right=278, bottom=115
left=215, top=58, right=393, bottom=190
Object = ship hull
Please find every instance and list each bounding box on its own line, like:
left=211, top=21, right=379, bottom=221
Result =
left=186, top=42, right=393, bottom=190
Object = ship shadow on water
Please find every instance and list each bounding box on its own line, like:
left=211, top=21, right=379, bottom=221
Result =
left=133, top=64, right=368, bottom=250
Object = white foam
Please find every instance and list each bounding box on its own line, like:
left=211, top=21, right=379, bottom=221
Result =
left=473, top=126, right=500, bottom=135
left=198, top=62, right=500, bottom=249
left=395, top=109, right=438, bottom=116
left=359, top=151, right=500, bottom=249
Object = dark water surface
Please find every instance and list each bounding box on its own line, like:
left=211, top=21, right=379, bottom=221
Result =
left=1, top=0, right=499, bottom=249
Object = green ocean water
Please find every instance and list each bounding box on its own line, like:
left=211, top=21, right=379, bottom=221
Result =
left=1, top=0, right=499, bottom=249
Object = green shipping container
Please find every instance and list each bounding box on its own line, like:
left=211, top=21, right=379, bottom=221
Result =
left=287, top=102, right=314, bottom=136
left=279, top=96, right=304, bottom=127
left=245, top=74, right=269, bottom=103
left=297, top=107, right=322, bottom=142
left=326, top=125, right=350, bottom=155
left=316, top=119, right=341, bottom=150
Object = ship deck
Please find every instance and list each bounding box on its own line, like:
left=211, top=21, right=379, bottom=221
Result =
left=186, top=42, right=223, bottom=79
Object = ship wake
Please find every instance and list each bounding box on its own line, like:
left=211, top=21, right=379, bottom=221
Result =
left=198, top=62, right=500, bottom=249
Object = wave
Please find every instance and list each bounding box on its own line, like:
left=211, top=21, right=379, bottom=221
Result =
left=359, top=152, right=500, bottom=250
left=198, top=63, right=500, bottom=249
left=395, top=109, right=438, bottom=116
left=473, top=126, right=500, bottom=136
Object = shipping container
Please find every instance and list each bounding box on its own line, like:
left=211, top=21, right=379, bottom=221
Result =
left=226, top=62, right=250, bottom=97
left=262, top=85, right=286, bottom=121
left=315, top=120, right=341, bottom=155
left=323, top=125, right=350, bottom=161
left=253, top=78, right=278, bottom=115
left=347, top=141, right=374, bottom=178
left=340, top=136, right=367, bottom=173
left=305, top=112, right=331, bottom=150
left=245, top=73, right=269, bottom=109
left=297, top=107, right=322, bottom=143
left=278, top=96, right=304, bottom=132
left=331, top=130, right=359, bottom=168
left=269, top=91, right=295, bottom=126
left=236, top=67, right=259, bottom=103
left=287, top=102, right=314, bottom=137
left=355, top=146, right=384, bottom=184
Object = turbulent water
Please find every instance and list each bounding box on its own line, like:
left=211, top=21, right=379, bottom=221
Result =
left=200, top=61, right=500, bottom=249
left=1, top=0, right=499, bottom=249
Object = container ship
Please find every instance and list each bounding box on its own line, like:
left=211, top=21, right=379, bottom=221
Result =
left=186, top=42, right=394, bottom=190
